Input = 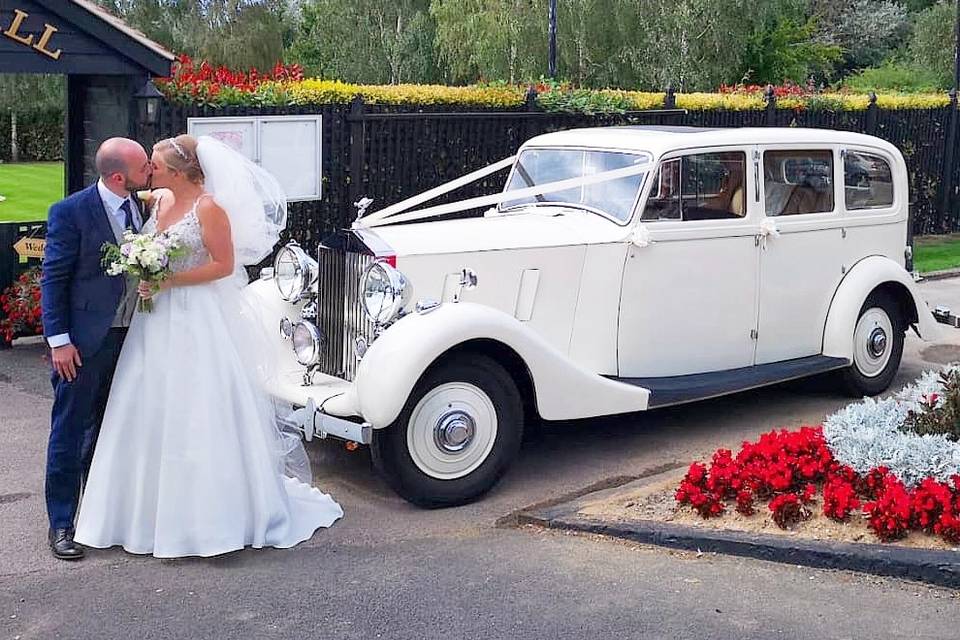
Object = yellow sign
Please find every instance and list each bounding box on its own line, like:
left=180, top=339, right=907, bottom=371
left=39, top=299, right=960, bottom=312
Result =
left=2, top=9, right=62, bottom=60
left=13, top=236, right=45, bottom=260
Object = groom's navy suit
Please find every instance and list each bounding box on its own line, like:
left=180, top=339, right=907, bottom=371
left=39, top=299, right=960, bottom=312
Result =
left=41, top=183, right=143, bottom=531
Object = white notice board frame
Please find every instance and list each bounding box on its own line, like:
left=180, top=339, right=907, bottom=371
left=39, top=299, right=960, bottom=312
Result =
left=186, top=115, right=322, bottom=202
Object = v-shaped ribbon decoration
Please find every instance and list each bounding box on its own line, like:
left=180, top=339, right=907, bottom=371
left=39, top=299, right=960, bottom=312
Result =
left=355, top=156, right=653, bottom=229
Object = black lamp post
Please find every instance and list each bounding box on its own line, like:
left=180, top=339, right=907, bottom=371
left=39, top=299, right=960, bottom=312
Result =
left=548, top=0, right=558, bottom=79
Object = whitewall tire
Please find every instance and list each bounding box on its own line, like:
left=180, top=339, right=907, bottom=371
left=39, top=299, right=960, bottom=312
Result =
left=841, top=291, right=904, bottom=397
left=371, top=355, right=523, bottom=508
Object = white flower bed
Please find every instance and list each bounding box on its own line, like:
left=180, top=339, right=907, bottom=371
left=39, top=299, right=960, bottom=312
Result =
left=823, top=367, right=960, bottom=487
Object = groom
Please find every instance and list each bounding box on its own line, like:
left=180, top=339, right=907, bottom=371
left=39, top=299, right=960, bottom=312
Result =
left=41, top=138, right=152, bottom=560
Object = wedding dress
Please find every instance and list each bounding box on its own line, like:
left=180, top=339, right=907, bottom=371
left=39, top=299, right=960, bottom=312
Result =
left=74, top=196, right=342, bottom=558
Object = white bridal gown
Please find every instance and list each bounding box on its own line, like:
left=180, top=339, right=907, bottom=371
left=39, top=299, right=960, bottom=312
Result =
left=74, top=198, right=342, bottom=558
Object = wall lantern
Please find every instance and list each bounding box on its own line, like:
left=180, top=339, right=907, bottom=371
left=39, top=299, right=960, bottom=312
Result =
left=134, top=78, right=164, bottom=126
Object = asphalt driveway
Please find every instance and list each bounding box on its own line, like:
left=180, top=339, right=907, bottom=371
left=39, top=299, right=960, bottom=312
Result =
left=2, top=278, right=960, bottom=639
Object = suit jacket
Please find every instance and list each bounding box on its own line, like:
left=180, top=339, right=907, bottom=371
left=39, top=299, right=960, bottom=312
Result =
left=41, top=184, right=146, bottom=356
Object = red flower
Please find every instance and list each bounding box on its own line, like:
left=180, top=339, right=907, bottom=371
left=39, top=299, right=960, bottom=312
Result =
left=735, top=490, right=755, bottom=516
left=863, top=473, right=912, bottom=541
left=769, top=493, right=810, bottom=529
left=0, top=267, right=43, bottom=342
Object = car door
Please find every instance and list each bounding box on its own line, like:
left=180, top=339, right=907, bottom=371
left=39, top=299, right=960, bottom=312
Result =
left=754, top=146, right=846, bottom=364
left=618, top=147, right=761, bottom=377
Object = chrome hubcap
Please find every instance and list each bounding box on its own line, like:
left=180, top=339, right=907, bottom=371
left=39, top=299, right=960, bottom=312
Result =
left=853, top=307, right=894, bottom=378
left=407, top=382, right=498, bottom=480
left=868, top=328, right=887, bottom=358
left=434, top=410, right=476, bottom=453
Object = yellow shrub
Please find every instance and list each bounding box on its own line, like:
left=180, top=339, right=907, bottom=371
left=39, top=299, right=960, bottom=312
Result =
left=675, top=92, right=766, bottom=111
left=597, top=90, right=665, bottom=110
left=874, top=93, right=951, bottom=109
left=272, top=79, right=527, bottom=108
left=185, top=79, right=955, bottom=114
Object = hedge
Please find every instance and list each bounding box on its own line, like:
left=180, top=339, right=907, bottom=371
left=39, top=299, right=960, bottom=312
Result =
left=160, top=76, right=954, bottom=114
left=0, top=108, right=64, bottom=163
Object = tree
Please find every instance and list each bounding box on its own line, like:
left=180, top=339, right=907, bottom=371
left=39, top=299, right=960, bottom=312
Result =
left=0, top=75, right=64, bottom=162
left=813, top=0, right=911, bottom=77
left=907, top=0, right=957, bottom=88
left=431, top=0, right=545, bottom=84
left=287, top=0, right=441, bottom=84
left=94, top=0, right=294, bottom=71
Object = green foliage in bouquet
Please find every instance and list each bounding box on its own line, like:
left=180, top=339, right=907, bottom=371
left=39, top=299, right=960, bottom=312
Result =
left=901, top=369, right=960, bottom=442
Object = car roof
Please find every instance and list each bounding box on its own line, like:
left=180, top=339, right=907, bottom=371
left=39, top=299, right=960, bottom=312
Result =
left=521, top=126, right=903, bottom=159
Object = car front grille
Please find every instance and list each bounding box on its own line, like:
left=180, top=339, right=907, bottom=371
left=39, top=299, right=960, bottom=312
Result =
left=315, top=245, right=376, bottom=381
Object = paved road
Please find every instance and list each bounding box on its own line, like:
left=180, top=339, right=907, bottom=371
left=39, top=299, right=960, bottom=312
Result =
left=3, top=279, right=960, bottom=639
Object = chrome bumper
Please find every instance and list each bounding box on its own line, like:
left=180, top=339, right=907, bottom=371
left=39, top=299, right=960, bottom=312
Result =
left=279, top=397, right=372, bottom=444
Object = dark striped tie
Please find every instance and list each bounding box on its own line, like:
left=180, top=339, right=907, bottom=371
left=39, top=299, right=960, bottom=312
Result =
left=120, top=199, right=136, bottom=232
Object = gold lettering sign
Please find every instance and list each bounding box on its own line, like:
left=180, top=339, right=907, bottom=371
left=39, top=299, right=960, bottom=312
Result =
left=13, top=237, right=46, bottom=260
left=2, top=8, right=62, bottom=60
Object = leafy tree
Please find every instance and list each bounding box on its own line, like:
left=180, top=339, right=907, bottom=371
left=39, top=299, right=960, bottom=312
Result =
left=431, top=0, right=545, bottom=84
left=288, top=0, right=441, bottom=84
left=743, top=15, right=842, bottom=85
left=812, top=0, right=911, bottom=76
left=907, top=0, right=957, bottom=88
left=94, top=0, right=293, bottom=71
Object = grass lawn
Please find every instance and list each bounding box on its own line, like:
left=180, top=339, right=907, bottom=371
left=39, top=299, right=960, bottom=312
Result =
left=914, top=234, right=960, bottom=274
left=0, top=162, right=63, bottom=223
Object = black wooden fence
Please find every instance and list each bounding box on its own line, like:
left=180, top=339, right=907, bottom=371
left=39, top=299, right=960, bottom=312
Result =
left=152, top=88, right=960, bottom=246
left=3, top=89, right=960, bottom=299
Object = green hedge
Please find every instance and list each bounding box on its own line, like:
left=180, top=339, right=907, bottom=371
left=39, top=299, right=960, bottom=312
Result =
left=0, top=108, right=64, bottom=163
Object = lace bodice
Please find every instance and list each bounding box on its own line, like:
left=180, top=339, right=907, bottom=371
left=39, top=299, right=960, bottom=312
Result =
left=143, top=195, right=210, bottom=273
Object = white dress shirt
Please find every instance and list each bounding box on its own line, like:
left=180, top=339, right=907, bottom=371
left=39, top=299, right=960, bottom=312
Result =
left=46, top=181, right=142, bottom=349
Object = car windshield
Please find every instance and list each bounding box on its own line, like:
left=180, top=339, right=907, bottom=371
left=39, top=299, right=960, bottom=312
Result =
left=501, top=148, right=652, bottom=222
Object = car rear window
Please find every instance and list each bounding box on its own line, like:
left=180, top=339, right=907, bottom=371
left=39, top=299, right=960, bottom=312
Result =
left=844, top=150, right=894, bottom=210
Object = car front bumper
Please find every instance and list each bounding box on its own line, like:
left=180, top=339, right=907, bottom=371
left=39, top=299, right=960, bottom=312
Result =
left=269, top=368, right=372, bottom=444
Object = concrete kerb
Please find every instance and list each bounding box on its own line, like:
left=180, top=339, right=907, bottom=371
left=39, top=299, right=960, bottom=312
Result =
left=517, top=471, right=960, bottom=589
left=918, top=268, right=960, bottom=282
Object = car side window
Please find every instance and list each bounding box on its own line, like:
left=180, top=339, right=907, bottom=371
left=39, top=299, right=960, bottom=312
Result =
left=844, top=150, right=894, bottom=210
left=641, top=151, right=746, bottom=221
left=763, top=150, right=834, bottom=216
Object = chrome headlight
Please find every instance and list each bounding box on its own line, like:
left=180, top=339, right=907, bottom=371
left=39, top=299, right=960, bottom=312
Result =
left=360, top=261, right=410, bottom=326
left=274, top=242, right=318, bottom=302
left=292, top=321, right=324, bottom=366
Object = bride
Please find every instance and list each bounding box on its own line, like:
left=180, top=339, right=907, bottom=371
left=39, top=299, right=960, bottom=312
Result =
left=74, top=134, right=342, bottom=558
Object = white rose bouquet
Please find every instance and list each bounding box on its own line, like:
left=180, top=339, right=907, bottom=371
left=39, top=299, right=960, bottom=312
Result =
left=101, top=230, right=187, bottom=312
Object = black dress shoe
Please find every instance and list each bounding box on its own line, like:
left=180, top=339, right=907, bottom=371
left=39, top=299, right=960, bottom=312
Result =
left=48, top=528, right=84, bottom=560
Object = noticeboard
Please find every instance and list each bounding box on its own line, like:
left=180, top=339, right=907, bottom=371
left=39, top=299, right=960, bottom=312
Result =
left=187, top=115, right=322, bottom=202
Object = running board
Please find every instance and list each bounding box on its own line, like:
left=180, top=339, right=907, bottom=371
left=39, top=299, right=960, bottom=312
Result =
left=609, top=356, right=851, bottom=409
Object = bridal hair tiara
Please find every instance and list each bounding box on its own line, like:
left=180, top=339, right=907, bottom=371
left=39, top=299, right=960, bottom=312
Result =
left=167, top=138, right=189, bottom=160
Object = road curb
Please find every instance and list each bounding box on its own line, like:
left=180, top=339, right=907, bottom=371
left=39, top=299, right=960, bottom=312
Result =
left=919, top=268, right=960, bottom=281
left=519, top=500, right=960, bottom=589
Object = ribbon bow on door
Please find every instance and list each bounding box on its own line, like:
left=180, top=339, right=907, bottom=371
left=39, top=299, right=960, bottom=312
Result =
left=759, top=217, right=780, bottom=250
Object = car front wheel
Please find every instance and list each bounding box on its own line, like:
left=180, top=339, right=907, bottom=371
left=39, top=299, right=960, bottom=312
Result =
left=840, top=291, right=904, bottom=397
left=371, top=355, right=523, bottom=508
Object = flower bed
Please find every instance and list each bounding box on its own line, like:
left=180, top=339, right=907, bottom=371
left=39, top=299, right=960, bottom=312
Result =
left=157, top=55, right=953, bottom=112
left=0, top=267, right=42, bottom=346
left=674, top=368, right=960, bottom=546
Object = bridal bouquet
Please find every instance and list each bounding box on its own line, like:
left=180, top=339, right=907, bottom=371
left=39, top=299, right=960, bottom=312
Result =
left=102, top=230, right=187, bottom=312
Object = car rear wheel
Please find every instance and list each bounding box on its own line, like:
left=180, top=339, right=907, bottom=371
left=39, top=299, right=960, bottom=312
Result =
left=840, top=291, right=904, bottom=397
left=371, top=355, right=523, bottom=508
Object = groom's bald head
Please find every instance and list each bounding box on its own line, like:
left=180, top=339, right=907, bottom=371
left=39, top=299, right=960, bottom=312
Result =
left=96, top=138, right=151, bottom=194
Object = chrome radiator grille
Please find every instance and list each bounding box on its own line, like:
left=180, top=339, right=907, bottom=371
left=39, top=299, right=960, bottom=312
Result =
left=316, top=246, right=375, bottom=381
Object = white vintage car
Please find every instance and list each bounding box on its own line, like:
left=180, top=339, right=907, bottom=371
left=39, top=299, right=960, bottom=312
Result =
left=246, top=126, right=940, bottom=507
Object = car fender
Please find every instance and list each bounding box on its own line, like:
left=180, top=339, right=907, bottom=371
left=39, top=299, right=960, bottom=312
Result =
left=353, top=302, right=650, bottom=428
left=822, top=255, right=939, bottom=360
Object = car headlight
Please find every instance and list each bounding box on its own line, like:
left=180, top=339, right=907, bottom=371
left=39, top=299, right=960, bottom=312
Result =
left=292, top=321, right=324, bottom=366
left=360, top=261, right=410, bottom=325
left=274, top=242, right=318, bottom=302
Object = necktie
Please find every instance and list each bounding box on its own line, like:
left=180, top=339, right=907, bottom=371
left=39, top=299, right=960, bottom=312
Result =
left=120, top=199, right=136, bottom=232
